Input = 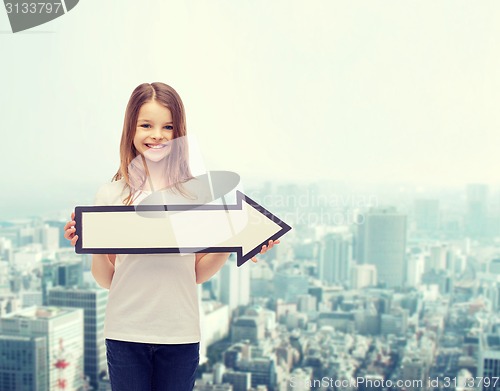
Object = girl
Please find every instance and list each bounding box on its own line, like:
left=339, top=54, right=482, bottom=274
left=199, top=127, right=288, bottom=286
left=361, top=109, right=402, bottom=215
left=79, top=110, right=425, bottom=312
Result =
left=63, top=82, right=278, bottom=391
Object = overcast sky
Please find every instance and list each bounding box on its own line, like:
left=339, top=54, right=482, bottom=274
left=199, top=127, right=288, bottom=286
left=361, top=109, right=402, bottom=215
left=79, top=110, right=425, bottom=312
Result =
left=1, top=0, right=499, bottom=210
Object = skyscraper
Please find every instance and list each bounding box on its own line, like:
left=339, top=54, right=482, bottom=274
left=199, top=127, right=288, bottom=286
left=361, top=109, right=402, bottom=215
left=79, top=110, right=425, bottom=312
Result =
left=319, top=231, right=353, bottom=285
left=357, top=207, right=407, bottom=288
left=478, top=333, right=500, bottom=391
left=47, top=286, right=108, bottom=390
left=401, top=356, right=428, bottom=391
left=231, top=316, right=264, bottom=344
left=0, top=306, right=84, bottom=390
left=0, top=335, right=48, bottom=391
left=219, top=256, right=250, bottom=313
left=41, top=260, right=84, bottom=305
left=466, top=184, right=489, bottom=239
left=406, top=254, right=424, bottom=288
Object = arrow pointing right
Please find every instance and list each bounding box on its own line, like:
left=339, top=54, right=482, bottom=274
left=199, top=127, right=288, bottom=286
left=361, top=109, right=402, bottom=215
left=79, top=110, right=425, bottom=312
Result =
left=75, top=190, right=292, bottom=266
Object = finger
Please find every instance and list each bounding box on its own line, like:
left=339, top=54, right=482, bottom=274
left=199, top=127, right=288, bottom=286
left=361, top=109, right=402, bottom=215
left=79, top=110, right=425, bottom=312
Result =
left=64, top=228, right=74, bottom=240
left=63, top=221, right=75, bottom=231
left=260, top=245, right=267, bottom=254
left=64, top=227, right=76, bottom=240
left=71, top=235, right=79, bottom=247
left=71, top=212, right=75, bottom=220
left=251, top=256, right=258, bottom=263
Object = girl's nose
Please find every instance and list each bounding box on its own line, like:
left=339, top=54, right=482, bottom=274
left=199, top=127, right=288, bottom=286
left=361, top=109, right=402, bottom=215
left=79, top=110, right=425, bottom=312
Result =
left=151, top=128, right=163, bottom=139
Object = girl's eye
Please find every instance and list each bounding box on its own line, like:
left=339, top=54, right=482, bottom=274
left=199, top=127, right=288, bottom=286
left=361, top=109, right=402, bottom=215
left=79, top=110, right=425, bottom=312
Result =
left=139, top=124, right=173, bottom=130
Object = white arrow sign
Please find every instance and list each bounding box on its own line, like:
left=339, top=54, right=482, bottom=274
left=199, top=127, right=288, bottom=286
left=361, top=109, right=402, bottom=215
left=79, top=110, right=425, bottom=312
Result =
left=75, top=191, right=291, bottom=266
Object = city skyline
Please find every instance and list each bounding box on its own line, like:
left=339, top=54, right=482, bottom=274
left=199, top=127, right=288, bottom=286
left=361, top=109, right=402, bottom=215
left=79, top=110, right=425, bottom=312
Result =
left=1, top=178, right=499, bottom=389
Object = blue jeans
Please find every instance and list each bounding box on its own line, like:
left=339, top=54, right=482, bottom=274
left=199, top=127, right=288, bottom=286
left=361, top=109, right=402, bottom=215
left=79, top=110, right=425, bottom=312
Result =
left=105, top=338, right=200, bottom=391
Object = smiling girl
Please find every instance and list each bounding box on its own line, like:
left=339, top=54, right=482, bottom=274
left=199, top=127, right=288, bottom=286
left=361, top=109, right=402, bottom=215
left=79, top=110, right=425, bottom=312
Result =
left=63, top=82, right=278, bottom=391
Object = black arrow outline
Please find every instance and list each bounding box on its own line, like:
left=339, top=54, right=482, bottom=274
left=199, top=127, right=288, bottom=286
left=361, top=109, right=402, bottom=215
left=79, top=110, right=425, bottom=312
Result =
left=75, top=190, right=291, bottom=266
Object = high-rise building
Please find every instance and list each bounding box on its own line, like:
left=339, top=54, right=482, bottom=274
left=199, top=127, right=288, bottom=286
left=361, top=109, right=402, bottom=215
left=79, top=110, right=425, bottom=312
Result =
left=297, top=294, right=317, bottom=314
left=0, top=306, right=84, bottom=390
left=401, top=356, right=428, bottom=391
left=357, top=207, right=407, bottom=288
left=21, top=291, right=43, bottom=307
left=35, top=224, right=59, bottom=251
left=466, top=184, right=489, bottom=239
left=224, top=342, right=252, bottom=369
left=46, top=220, right=72, bottom=248
left=428, top=244, right=447, bottom=272
left=0, top=335, right=48, bottom=391
left=219, top=256, right=250, bottom=313
left=41, top=260, right=84, bottom=305
left=231, top=316, right=264, bottom=344
left=351, top=264, right=377, bottom=289
left=478, top=333, right=500, bottom=391
left=406, top=254, right=424, bottom=288
left=319, top=232, right=353, bottom=285
left=0, top=261, right=10, bottom=295
left=47, top=286, right=108, bottom=390
left=0, top=237, right=13, bottom=263
left=380, top=308, right=408, bottom=336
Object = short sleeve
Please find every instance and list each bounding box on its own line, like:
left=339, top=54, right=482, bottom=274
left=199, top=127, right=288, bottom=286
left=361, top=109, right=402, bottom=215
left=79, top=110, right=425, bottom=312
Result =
left=94, top=183, right=110, bottom=206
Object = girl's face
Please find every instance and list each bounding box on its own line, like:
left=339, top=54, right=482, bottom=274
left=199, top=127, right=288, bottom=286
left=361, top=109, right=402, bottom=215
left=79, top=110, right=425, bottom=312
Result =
left=133, top=100, right=175, bottom=162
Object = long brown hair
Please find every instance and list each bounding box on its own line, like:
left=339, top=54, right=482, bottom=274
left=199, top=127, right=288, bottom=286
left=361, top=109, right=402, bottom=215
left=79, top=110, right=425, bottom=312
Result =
left=112, top=82, right=193, bottom=205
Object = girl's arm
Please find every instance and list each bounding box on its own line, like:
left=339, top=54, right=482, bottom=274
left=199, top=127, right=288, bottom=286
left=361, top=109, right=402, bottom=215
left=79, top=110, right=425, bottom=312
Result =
left=91, top=254, right=116, bottom=289
left=195, top=253, right=230, bottom=284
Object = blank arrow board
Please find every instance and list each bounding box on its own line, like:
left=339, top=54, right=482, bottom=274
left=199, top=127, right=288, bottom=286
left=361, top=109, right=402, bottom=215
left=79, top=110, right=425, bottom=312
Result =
left=75, top=191, right=291, bottom=266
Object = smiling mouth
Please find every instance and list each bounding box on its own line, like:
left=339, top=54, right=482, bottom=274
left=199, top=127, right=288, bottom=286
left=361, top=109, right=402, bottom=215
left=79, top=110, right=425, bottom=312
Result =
left=145, top=144, right=168, bottom=149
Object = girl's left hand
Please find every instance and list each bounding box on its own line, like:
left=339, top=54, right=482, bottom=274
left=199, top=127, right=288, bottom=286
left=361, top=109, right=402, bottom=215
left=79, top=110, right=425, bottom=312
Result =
left=251, top=239, right=280, bottom=263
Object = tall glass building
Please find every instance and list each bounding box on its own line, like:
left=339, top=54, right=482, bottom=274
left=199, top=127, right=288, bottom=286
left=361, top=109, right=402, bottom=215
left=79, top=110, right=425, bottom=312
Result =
left=0, top=306, right=84, bottom=390
left=48, top=286, right=108, bottom=390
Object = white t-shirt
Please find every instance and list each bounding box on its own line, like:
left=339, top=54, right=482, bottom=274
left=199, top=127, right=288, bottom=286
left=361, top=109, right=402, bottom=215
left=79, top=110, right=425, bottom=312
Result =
left=94, top=178, right=205, bottom=344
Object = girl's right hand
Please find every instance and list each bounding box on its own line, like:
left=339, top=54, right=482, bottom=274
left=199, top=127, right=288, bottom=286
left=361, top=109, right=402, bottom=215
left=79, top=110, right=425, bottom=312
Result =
left=63, top=212, right=79, bottom=246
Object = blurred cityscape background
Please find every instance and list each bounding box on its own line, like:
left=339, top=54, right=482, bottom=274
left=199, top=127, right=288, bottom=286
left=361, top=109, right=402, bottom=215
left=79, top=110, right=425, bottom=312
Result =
left=1, top=180, right=499, bottom=390
left=2, top=1, right=500, bottom=390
